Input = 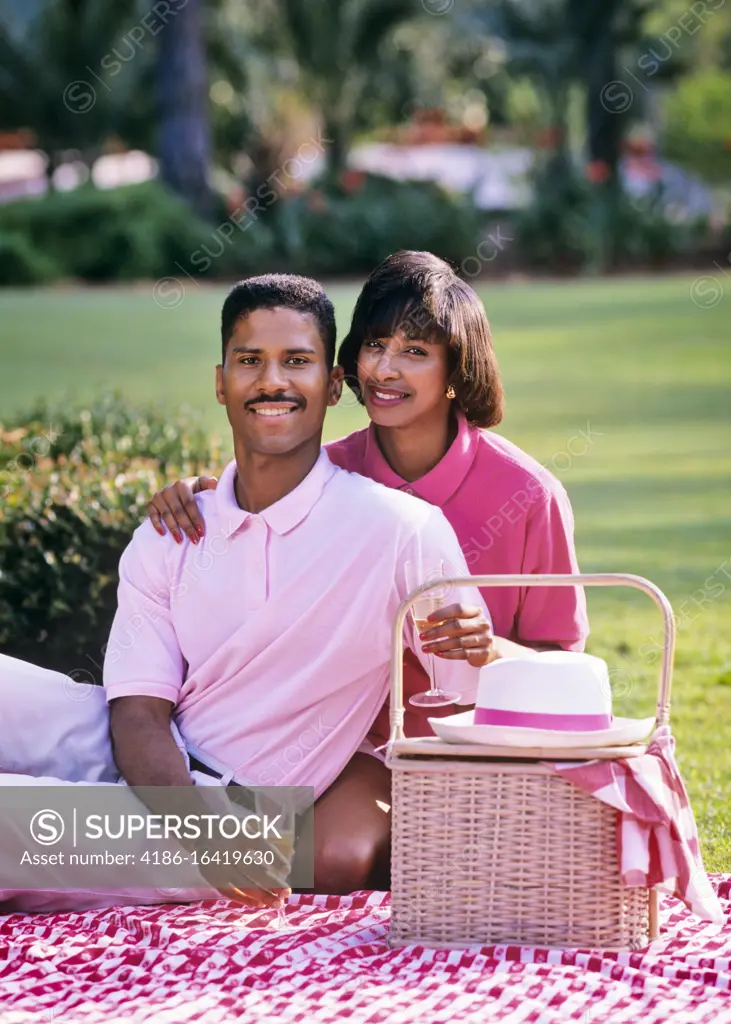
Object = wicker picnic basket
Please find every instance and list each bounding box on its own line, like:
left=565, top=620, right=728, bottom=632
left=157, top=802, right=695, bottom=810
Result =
left=386, top=572, right=675, bottom=951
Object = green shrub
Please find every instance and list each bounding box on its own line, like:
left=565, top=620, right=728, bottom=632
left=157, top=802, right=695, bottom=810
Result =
left=663, top=70, right=731, bottom=185
left=611, top=191, right=709, bottom=267
left=0, top=395, right=222, bottom=676
left=271, top=173, right=484, bottom=276
left=514, top=163, right=710, bottom=272
left=0, top=231, right=61, bottom=286
left=513, top=166, right=591, bottom=272
left=1, top=392, right=215, bottom=469
left=0, top=182, right=226, bottom=283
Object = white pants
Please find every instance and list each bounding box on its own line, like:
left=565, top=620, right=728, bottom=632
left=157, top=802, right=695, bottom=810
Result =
left=0, top=653, right=219, bottom=914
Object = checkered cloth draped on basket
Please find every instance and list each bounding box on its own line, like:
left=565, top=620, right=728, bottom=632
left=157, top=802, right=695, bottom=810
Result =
left=550, top=725, right=723, bottom=924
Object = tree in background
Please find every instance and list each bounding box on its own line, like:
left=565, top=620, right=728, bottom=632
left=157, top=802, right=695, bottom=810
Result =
left=569, top=0, right=657, bottom=180
left=464, top=0, right=576, bottom=169
left=0, top=0, right=149, bottom=184
left=650, top=0, right=731, bottom=182
left=156, top=0, right=215, bottom=220
left=257, top=0, right=426, bottom=178
left=566, top=0, right=650, bottom=270
left=203, top=4, right=313, bottom=197
left=664, top=69, right=731, bottom=184
left=0, top=0, right=240, bottom=219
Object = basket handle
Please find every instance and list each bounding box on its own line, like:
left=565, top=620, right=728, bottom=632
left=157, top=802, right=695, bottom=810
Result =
left=388, top=572, right=675, bottom=744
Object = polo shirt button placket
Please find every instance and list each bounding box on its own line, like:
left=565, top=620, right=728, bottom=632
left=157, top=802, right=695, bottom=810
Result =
left=245, top=515, right=268, bottom=608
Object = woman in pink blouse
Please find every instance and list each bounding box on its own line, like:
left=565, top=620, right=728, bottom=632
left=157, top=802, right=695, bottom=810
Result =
left=147, top=251, right=588, bottom=887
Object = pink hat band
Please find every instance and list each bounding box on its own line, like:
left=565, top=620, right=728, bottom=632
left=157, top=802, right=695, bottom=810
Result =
left=473, top=708, right=613, bottom=731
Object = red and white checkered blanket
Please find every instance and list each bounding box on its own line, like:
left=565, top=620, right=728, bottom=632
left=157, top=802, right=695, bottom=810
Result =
left=1, top=880, right=730, bottom=1024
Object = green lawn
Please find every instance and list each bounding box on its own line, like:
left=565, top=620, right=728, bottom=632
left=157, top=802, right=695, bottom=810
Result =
left=2, top=276, right=730, bottom=869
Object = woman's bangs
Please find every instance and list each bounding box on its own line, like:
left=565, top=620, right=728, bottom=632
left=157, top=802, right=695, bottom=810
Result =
left=359, top=293, right=448, bottom=345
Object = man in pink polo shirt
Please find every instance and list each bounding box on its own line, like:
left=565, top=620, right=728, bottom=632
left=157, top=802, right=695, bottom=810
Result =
left=0, top=274, right=494, bottom=913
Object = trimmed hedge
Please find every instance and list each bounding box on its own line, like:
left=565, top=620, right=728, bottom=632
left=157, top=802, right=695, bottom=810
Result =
left=0, top=394, right=222, bottom=676
left=513, top=164, right=711, bottom=272
left=271, top=173, right=484, bottom=276
left=0, top=182, right=235, bottom=284
left=1, top=168, right=709, bottom=284
left=0, top=231, right=61, bottom=285
left=0, top=175, right=484, bottom=285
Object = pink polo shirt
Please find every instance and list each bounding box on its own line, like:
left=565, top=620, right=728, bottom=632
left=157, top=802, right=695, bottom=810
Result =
left=104, top=450, right=489, bottom=798
left=325, top=411, right=589, bottom=746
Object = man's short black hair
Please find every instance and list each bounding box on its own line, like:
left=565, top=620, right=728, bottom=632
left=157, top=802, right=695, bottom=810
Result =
left=221, top=274, right=337, bottom=368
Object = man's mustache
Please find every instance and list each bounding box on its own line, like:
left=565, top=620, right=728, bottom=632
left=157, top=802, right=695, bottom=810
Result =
left=245, top=395, right=305, bottom=409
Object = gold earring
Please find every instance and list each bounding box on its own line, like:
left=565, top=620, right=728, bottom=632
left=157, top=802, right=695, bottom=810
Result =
left=446, top=385, right=456, bottom=400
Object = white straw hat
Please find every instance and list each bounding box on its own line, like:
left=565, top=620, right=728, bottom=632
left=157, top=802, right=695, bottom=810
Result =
left=429, top=651, right=655, bottom=748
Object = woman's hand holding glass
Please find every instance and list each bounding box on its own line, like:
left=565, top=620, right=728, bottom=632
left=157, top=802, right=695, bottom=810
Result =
left=419, top=602, right=497, bottom=669
left=404, top=560, right=499, bottom=707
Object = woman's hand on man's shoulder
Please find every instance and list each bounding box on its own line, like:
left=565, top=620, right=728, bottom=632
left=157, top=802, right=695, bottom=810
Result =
left=147, top=476, right=218, bottom=544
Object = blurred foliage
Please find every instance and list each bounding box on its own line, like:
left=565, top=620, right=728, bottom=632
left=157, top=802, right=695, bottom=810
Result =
left=0, top=182, right=227, bottom=283
left=0, top=392, right=216, bottom=470
left=644, top=0, right=731, bottom=73
left=0, top=394, right=222, bottom=674
left=514, top=161, right=710, bottom=271
left=0, top=0, right=154, bottom=170
left=0, top=231, right=61, bottom=285
left=513, top=167, right=591, bottom=271
left=462, top=1, right=653, bottom=157
left=270, top=173, right=484, bottom=275
left=0, top=175, right=484, bottom=281
left=464, top=0, right=576, bottom=149
left=254, top=0, right=427, bottom=176
left=608, top=189, right=710, bottom=265
left=0, top=0, right=261, bottom=196
left=1, top=0, right=730, bottom=277
left=663, top=70, right=731, bottom=184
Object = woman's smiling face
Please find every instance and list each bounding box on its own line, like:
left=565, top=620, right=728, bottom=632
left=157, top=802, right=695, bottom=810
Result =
left=357, top=330, right=452, bottom=428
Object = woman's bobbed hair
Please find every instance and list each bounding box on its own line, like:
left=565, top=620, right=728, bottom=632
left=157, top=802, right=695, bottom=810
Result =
left=337, top=250, right=504, bottom=428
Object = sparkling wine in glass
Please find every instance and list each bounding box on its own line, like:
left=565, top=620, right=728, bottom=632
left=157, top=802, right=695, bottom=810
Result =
left=271, top=827, right=295, bottom=930
left=404, top=559, right=462, bottom=708
left=255, top=791, right=295, bottom=931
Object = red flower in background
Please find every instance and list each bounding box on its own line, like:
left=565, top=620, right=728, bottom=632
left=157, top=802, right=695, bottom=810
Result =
left=225, top=186, right=246, bottom=216
left=339, top=169, right=366, bottom=193
left=585, top=159, right=611, bottom=184
left=305, top=189, right=328, bottom=212
left=535, top=125, right=564, bottom=149
left=622, top=136, right=653, bottom=157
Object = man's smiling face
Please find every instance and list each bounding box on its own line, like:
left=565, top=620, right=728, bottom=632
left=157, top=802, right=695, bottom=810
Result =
left=216, top=306, right=341, bottom=456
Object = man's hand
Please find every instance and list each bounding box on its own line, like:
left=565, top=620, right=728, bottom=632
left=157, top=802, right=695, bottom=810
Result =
left=207, top=884, right=290, bottom=910
left=186, top=789, right=294, bottom=908
left=418, top=603, right=498, bottom=668
left=190, top=836, right=291, bottom=910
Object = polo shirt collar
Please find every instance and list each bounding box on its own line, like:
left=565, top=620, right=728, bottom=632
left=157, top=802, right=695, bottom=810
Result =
left=362, top=409, right=479, bottom=507
left=216, top=449, right=336, bottom=537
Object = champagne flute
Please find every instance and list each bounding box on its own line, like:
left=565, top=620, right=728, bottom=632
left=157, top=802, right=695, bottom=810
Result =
left=404, top=559, right=462, bottom=707
left=255, top=790, right=295, bottom=930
